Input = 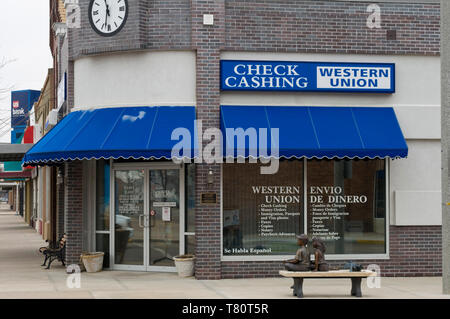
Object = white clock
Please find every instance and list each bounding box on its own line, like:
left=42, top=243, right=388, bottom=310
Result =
left=88, top=0, right=128, bottom=37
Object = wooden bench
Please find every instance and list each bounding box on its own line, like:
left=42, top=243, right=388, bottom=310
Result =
left=279, top=270, right=376, bottom=298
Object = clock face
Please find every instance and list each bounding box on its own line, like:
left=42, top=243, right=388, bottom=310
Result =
left=88, top=0, right=128, bottom=37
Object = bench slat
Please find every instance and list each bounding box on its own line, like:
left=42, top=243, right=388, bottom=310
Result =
left=279, top=270, right=376, bottom=278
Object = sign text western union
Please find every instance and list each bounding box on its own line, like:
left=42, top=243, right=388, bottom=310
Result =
left=220, top=60, right=395, bottom=93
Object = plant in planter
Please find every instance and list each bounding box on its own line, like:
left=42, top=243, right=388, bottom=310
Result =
left=173, top=254, right=195, bottom=277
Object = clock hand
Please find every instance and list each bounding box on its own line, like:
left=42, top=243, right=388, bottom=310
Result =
left=105, top=0, right=110, bottom=28
left=103, top=0, right=109, bottom=29
left=105, top=0, right=111, bottom=16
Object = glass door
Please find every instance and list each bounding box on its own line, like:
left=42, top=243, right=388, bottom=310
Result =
left=114, top=169, right=145, bottom=269
left=111, top=164, right=184, bottom=271
left=148, top=169, right=180, bottom=268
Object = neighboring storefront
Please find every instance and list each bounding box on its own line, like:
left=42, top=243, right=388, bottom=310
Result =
left=30, top=69, right=58, bottom=240
left=1, top=89, right=39, bottom=221
left=23, top=0, right=441, bottom=279
left=0, top=144, right=33, bottom=216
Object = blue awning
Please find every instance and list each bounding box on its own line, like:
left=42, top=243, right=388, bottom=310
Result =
left=23, top=106, right=197, bottom=166
left=220, top=105, right=408, bottom=159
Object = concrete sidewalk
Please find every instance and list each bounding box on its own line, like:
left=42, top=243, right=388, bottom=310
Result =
left=0, top=205, right=449, bottom=299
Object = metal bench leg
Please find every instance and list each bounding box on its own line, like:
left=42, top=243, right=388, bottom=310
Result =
left=351, top=278, right=362, bottom=297
left=41, top=254, right=48, bottom=267
left=46, top=256, right=55, bottom=269
left=293, top=278, right=304, bottom=298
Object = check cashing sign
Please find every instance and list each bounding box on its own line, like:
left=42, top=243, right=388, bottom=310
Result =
left=220, top=60, right=395, bottom=93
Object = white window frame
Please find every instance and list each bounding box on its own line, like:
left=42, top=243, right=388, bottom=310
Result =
left=100, top=160, right=186, bottom=272
left=221, top=158, right=390, bottom=262
left=184, top=164, right=196, bottom=254
left=92, top=159, right=112, bottom=268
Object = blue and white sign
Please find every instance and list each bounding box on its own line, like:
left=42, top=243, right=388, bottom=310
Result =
left=221, top=60, right=395, bottom=93
left=11, top=90, right=41, bottom=129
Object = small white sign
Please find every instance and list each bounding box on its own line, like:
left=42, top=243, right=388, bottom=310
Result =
left=162, top=207, right=171, bottom=222
left=203, top=14, right=214, bottom=25
left=45, top=109, right=59, bottom=131
left=57, top=74, right=66, bottom=111
left=153, top=202, right=177, bottom=207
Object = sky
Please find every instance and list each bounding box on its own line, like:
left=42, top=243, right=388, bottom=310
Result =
left=0, top=0, right=53, bottom=143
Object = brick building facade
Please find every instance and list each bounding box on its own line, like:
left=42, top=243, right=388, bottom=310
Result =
left=25, top=0, right=442, bottom=279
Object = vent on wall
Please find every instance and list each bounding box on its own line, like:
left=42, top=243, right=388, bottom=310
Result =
left=387, top=30, right=397, bottom=41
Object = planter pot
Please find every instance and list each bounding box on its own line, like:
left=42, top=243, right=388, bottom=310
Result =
left=173, top=254, right=195, bottom=277
left=81, top=252, right=104, bottom=273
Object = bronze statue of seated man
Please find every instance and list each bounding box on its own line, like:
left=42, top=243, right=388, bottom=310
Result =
left=283, top=234, right=311, bottom=271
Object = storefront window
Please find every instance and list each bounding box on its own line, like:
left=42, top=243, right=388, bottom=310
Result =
left=185, top=164, right=195, bottom=233
left=96, top=233, right=110, bottom=268
left=114, top=170, right=145, bottom=265
left=223, top=161, right=304, bottom=256
left=222, top=159, right=387, bottom=258
left=96, top=160, right=110, bottom=231
left=95, top=160, right=111, bottom=267
left=307, top=159, right=386, bottom=255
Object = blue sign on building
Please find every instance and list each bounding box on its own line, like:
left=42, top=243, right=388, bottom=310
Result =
left=11, top=90, right=40, bottom=129
left=5, top=90, right=40, bottom=173
left=220, top=60, right=395, bottom=93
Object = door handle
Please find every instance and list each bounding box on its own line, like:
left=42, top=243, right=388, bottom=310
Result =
left=139, top=215, right=144, bottom=228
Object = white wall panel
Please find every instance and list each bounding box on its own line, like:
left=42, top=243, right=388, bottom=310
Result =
left=390, top=140, right=442, bottom=225
left=394, top=106, right=440, bottom=139
left=394, top=191, right=441, bottom=225
left=74, top=51, right=196, bottom=109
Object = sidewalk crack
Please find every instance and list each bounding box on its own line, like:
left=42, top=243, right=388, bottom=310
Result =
left=198, top=280, right=232, bottom=299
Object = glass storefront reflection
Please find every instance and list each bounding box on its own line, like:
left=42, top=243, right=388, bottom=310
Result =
left=149, top=169, right=180, bottom=267
left=307, top=159, right=386, bottom=255
left=223, top=161, right=304, bottom=256
left=222, top=159, right=386, bottom=257
left=96, top=160, right=110, bottom=231
left=114, top=170, right=144, bottom=265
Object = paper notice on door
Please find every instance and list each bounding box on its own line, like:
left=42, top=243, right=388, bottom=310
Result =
left=162, top=207, right=171, bottom=221
left=153, top=202, right=177, bottom=207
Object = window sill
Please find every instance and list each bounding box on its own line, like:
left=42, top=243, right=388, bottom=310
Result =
left=221, top=254, right=390, bottom=262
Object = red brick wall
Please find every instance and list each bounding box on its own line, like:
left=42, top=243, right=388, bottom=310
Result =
left=68, top=0, right=440, bottom=61
left=192, top=0, right=225, bottom=280
left=225, top=0, right=440, bottom=56
left=64, top=161, right=84, bottom=265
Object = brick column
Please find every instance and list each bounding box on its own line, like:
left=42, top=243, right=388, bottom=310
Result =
left=64, top=161, right=84, bottom=265
left=56, top=166, right=65, bottom=240
left=192, top=0, right=225, bottom=280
